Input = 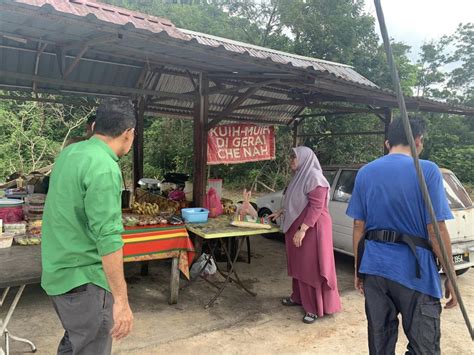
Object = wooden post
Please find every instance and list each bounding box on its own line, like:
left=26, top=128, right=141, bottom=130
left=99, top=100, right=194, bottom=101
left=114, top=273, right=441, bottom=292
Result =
left=383, top=108, right=392, bottom=155
left=133, top=97, right=146, bottom=188
left=292, top=119, right=302, bottom=147
left=168, top=257, right=180, bottom=304
left=192, top=73, right=209, bottom=207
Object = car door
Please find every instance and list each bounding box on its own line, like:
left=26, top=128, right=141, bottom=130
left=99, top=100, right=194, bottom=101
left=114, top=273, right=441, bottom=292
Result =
left=329, top=169, right=358, bottom=255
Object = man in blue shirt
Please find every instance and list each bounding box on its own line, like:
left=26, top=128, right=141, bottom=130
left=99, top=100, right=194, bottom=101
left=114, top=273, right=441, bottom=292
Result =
left=346, top=117, right=457, bottom=355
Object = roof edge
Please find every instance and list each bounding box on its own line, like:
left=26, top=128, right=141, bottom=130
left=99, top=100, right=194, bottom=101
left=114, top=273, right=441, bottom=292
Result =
left=179, top=28, right=354, bottom=69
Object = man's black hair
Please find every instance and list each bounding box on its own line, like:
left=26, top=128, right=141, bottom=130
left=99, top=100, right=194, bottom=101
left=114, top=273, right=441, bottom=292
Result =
left=387, top=117, right=427, bottom=147
left=94, top=99, right=136, bottom=138
left=86, top=114, right=96, bottom=126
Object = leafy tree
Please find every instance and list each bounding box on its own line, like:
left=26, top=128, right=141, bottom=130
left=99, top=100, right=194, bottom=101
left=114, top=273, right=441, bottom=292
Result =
left=445, top=23, right=474, bottom=105
left=0, top=96, right=94, bottom=180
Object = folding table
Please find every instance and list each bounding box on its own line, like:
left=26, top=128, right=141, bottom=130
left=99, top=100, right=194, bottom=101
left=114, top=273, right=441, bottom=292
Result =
left=186, top=216, right=280, bottom=308
left=0, top=245, right=40, bottom=355
left=0, top=225, right=195, bottom=354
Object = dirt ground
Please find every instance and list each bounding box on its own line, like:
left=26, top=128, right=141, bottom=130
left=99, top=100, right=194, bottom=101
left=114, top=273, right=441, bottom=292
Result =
left=3, top=236, right=474, bottom=355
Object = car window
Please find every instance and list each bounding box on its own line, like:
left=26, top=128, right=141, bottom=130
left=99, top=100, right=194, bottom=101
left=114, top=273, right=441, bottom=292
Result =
left=333, top=170, right=357, bottom=202
left=442, top=172, right=473, bottom=209
left=323, top=170, right=337, bottom=186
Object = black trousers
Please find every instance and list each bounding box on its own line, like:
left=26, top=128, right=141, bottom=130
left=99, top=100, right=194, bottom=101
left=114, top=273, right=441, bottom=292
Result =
left=363, top=275, right=441, bottom=355
left=51, top=284, right=114, bottom=355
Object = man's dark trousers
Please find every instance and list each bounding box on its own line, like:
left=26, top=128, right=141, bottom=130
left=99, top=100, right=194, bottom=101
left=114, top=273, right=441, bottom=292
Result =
left=51, top=283, right=114, bottom=355
left=363, top=275, right=441, bottom=355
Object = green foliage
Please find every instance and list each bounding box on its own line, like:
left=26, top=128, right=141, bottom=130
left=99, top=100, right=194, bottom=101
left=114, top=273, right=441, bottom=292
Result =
left=430, top=146, right=474, bottom=184
left=0, top=97, right=94, bottom=180
left=422, top=114, right=474, bottom=183
left=0, top=1, right=472, bottom=190
left=143, top=117, right=194, bottom=178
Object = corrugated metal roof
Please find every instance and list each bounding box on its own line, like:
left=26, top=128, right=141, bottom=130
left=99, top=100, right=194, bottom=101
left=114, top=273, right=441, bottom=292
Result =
left=11, top=0, right=188, bottom=40
left=0, top=0, right=472, bottom=122
left=180, top=29, right=377, bottom=88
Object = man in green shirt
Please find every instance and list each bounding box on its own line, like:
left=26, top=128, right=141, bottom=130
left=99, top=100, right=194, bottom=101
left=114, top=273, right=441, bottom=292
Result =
left=42, top=98, right=135, bottom=354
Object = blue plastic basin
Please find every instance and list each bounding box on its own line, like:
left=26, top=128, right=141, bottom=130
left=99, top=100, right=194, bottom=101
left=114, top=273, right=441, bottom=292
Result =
left=181, top=208, right=209, bottom=223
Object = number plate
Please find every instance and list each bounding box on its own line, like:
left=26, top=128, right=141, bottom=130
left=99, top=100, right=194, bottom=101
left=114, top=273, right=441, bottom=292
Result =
left=453, top=253, right=469, bottom=265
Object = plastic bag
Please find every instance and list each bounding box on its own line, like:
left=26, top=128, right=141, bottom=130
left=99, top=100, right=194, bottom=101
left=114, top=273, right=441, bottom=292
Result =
left=204, top=187, right=223, bottom=218
left=238, top=189, right=258, bottom=218
left=189, top=253, right=217, bottom=280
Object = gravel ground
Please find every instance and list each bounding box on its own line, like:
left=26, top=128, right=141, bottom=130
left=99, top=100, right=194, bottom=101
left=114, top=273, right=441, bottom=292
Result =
left=3, top=236, right=473, bottom=354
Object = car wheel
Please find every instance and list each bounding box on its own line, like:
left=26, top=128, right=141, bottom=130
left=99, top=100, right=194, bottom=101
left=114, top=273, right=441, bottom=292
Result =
left=258, top=207, right=284, bottom=242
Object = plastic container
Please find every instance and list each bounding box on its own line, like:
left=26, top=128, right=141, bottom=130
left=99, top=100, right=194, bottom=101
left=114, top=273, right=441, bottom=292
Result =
left=181, top=208, right=209, bottom=223
left=0, top=233, right=14, bottom=248
left=0, top=203, right=24, bottom=223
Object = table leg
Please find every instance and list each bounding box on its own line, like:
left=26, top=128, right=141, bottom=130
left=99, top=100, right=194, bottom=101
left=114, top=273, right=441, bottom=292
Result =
left=0, top=286, right=25, bottom=336
left=0, top=288, right=9, bottom=307
left=204, top=237, right=248, bottom=309
left=0, top=286, right=36, bottom=355
left=8, top=333, right=36, bottom=353
left=140, top=262, right=149, bottom=276
left=168, top=257, right=180, bottom=305
left=193, top=236, right=203, bottom=262
left=4, top=331, right=7, bottom=355
left=220, top=239, right=256, bottom=296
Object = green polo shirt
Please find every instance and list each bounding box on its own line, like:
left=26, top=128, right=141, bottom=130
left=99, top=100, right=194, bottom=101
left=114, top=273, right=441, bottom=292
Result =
left=41, top=137, right=124, bottom=296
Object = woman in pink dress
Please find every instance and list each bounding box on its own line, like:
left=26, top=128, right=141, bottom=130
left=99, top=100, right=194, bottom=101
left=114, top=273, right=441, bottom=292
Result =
left=270, top=146, right=341, bottom=323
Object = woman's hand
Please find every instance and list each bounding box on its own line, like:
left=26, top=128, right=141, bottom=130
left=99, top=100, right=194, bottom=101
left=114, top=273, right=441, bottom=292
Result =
left=268, top=209, right=283, bottom=222
left=293, top=228, right=306, bottom=247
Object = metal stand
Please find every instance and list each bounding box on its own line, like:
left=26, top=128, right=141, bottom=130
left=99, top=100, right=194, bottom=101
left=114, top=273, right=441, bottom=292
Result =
left=0, top=287, right=37, bottom=355
left=204, top=237, right=256, bottom=308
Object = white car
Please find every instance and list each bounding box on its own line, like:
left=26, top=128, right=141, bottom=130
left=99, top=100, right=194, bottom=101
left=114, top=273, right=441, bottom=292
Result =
left=256, top=166, right=474, bottom=275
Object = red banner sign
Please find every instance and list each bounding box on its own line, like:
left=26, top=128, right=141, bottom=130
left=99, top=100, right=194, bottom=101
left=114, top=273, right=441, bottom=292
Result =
left=207, top=124, right=276, bottom=165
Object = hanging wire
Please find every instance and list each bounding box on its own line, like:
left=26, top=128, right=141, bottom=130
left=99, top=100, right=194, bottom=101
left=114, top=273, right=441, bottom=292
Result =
left=374, top=0, right=473, bottom=341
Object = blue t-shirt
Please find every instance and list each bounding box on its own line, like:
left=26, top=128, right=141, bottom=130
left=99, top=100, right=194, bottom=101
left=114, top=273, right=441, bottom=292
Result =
left=346, top=154, right=453, bottom=298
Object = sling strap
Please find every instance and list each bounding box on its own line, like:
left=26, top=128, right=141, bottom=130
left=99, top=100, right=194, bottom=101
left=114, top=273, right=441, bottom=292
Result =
left=357, top=230, right=433, bottom=279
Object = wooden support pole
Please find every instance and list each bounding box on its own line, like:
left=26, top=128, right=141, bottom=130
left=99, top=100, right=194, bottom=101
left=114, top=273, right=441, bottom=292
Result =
left=55, top=46, right=65, bottom=78
left=292, top=120, right=302, bottom=147
left=133, top=97, right=147, bottom=189
left=168, top=257, right=180, bottom=305
left=192, top=72, right=209, bottom=207
left=383, top=108, right=392, bottom=155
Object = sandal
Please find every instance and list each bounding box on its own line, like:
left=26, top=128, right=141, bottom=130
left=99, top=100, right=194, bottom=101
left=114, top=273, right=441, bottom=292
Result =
left=302, top=312, right=318, bottom=324
left=281, top=297, right=299, bottom=306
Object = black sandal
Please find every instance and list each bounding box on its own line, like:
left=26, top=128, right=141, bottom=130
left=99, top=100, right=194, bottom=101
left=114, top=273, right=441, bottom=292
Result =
left=281, top=297, right=299, bottom=306
left=302, top=312, right=318, bottom=324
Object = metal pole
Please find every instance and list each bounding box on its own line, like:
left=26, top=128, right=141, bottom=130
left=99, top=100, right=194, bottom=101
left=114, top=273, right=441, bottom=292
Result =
left=374, top=0, right=473, bottom=340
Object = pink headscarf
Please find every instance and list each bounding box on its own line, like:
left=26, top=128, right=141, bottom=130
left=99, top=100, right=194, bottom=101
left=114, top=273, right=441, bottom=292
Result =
left=282, top=146, right=330, bottom=233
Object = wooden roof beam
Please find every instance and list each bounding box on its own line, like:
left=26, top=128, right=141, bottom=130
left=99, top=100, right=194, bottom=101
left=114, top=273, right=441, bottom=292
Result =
left=207, top=87, right=261, bottom=129
left=0, top=70, right=188, bottom=101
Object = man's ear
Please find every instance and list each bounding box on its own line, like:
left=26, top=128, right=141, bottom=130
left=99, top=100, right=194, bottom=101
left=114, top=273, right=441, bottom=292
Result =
left=414, top=136, right=423, bottom=148
left=91, top=122, right=96, bottom=131
left=384, top=140, right=390, bottom=150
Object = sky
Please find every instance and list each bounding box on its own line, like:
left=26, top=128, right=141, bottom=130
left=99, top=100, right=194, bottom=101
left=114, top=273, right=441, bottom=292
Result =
left=364, top=0, right=474, bottom=61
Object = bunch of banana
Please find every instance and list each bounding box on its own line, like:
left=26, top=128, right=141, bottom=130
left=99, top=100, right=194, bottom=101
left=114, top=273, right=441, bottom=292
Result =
left=132, top=202, right=160, bottom=215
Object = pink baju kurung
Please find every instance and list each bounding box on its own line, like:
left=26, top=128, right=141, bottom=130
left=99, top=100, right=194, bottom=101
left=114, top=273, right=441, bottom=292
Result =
left=285, top=186, right=341, bottom=317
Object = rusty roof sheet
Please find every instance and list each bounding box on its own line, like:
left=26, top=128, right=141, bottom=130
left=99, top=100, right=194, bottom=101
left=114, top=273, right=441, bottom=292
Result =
left=10, top=0, right=188, bottom=40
